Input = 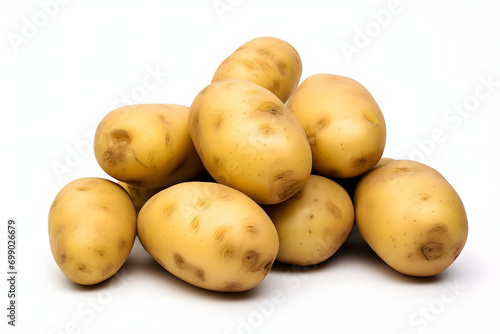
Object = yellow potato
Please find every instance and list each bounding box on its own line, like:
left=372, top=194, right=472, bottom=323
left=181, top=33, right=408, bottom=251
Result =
left=188, top=78, right=312, bottom=205
left=48, top=177, right=136, bottom=285
left=212, top=36, right=302, bottom=102
left=286, top=73, right=387, bottom=178
left=117, top=181, right=164, bottom=214
left=353, top=159, right=468, bottom=277
left=263, top=175, right=354, bottom=266
left=94, top=104, right=204, bottom=189
left=137, top=181, right=279, bottom=292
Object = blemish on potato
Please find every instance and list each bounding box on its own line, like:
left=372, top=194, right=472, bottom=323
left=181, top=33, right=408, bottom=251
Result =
left=218, top=242, right=234, bottom=261
left=159, top=114, right=171, bottom=126
left=419, top=242, right=444, bottom=260
left=420, top=193, right=431, bottom=201
left=194, top=197, right=210, bottom=210
left=165, top=134, right=171, bottom=147
left=213, top=225, right=227, bottom=242
left=242, top=250, right=260, bottom=271
left=222, top=281, right=244, bottom=292
left=277, top=62, right=287, bottom=75
left=213, top=113, right=224, bottom=132
left=77, top=263, right=91, bottom=274
left=326, top=201, right=343, bottom=219
left=103, top=149, right=126, bottom=166
left=259, top=101, right=284, bottom=115
left=173, top=253, right=186, bottom=269
left=119, top=239, right=129, bottom=252
left=316, top=117, right=330, bottom=131
left=190, top=216, right=200, bottom=233
left=258, top=124, right=275, bottom=136
left=242, top=222, right=259, bottom=239
left=162, top=202, right=176, bottom=217
left=194, top=268, right=206, bottom=281
left=110, top=129, right=130, bottom=144
left=352, top=157, right=367, bottom=168
left=95, top=249, right=105, bottom=257
left=363, top=113, right=380, bottom=126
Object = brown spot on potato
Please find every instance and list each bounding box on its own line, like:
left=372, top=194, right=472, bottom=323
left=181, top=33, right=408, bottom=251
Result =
left=222, top=281, right=244, bottom=292
left=162, top=202, right=176, bottom=217
left=213, top=225, right=227, bottom=242
left=316, top=117, right=330, bottom=131
left=242, top=251, right=260, bottom=271
left=258, top=124, right=275, bottom=136
left=119, top=239, right=129, bottom=252
left=213, top=113, right=224, bottom=131
left=190, top=216, right=200, bottom=233
left=363, top=113, right=380, bottom=126
left=194, top=268, right=206, bottom=281
left=242, top=59, right=257, bottom=70
left=258, top=101, right=284, bottom=115
left=194, top=198, right=210, bottom=210
left=352, top=157, right=367, bottom=168
left=242, top=222, right=259, bottom=239
left=165, top=134, right=171, bottom=147
left=75, top=187, right=89, bottom=191
left=110, top=129, right=130, bottom=144
left=218, top=242, right=234, bottom=262
left=419, top=242, right=444, bottom=260
left=95, top=249, right=105, bottom=256
left=274, top=171, right=302, bottom=201
left=420, top=193, right=430, bottom=201
left=77, top=263, right=91, bottom=274
left=60, top=253, right=67, bottom=264
left=326, top=201, right=342, bottom=219
left=160, top=114, right=171, bottom=126
left=173, top=253, right=186, bottom=269
left=103, top=149, right=126, bottom=166
left=277, top=62, right=287, bottom=75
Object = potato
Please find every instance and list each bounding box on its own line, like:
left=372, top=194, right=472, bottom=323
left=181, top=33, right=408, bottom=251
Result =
left=188, top=78, right=312, bottom=205
left=333, top=157, right=395, bottom=199
left=286, top=73, right=387, bottom=178
left=48, top=177, right=136, bottom=285
left=212, top=36, right=302, bottom=102
left=353, top=159, right=468, bottom=277
left=263, top=175, right=354, bottom=266
left=117, top=181, right=164, bottom=214
left=137, top=181, right=279, bottom=292
left=94, top=104, right=204, bottom=189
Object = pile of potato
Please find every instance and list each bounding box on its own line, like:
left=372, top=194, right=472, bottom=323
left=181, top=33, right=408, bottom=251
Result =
left=48, top=37, right=468, bottom=291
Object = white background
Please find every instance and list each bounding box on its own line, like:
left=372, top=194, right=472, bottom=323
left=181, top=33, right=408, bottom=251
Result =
left=1, top=0, right=500, bottom=333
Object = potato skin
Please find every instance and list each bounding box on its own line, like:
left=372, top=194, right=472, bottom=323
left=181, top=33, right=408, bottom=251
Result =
left=212, top=36, right=302, bottom=102
left=137, top=181, right=279, bottom=292
left=286, top=73, right=386, bottom=178
left=188, top=79, right=312, bottom=205
left=117, top=181, right=164, bottom=214
left=353, top=160, right=468, bottom=277
left=263, top=175, right=354, bottom=266
left=94, top=104, right=204, bottom=189
left=48, top=178, right=137, bottom=285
